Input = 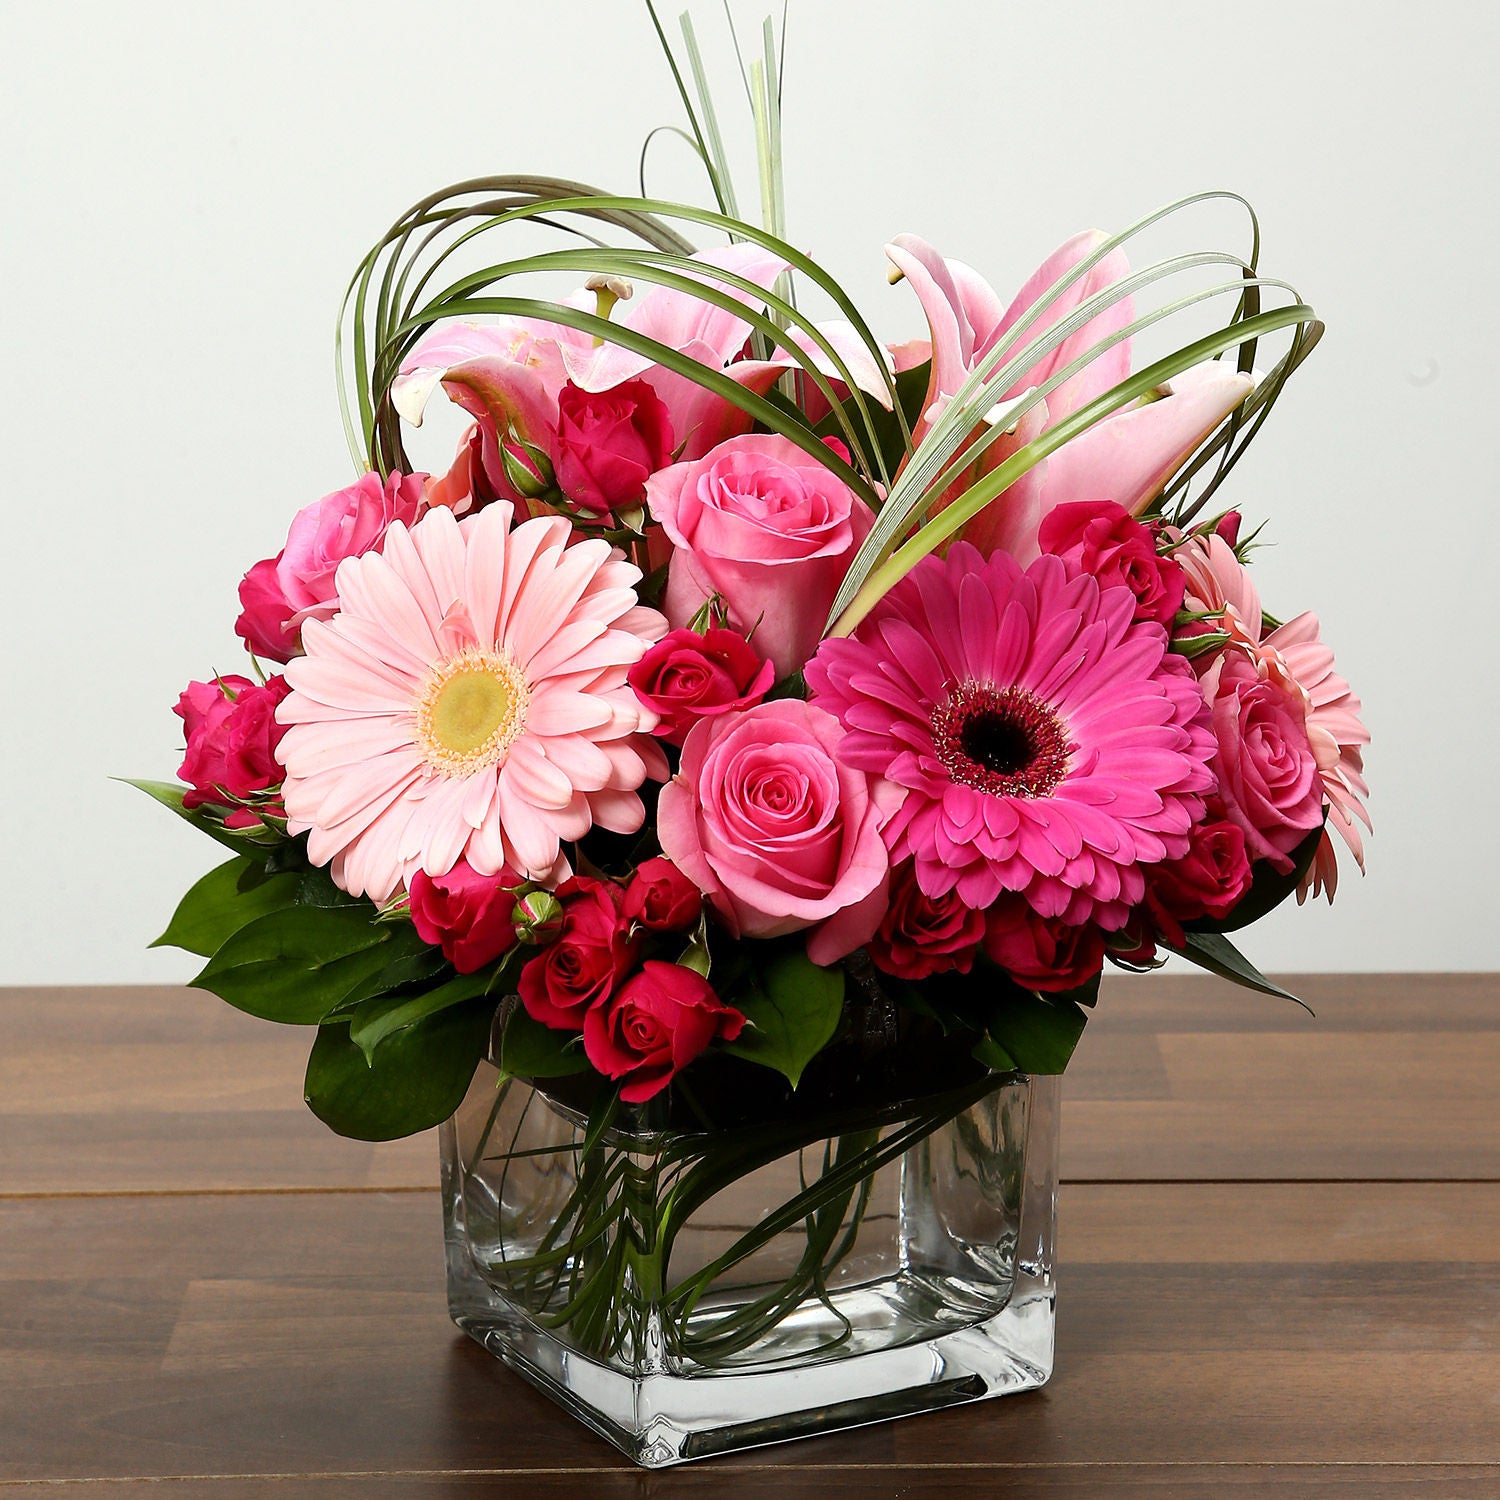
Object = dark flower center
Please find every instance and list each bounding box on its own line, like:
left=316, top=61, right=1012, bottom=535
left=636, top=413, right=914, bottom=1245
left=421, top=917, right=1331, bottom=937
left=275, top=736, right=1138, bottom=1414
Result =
left=932, top=681, right=1071, bottom=799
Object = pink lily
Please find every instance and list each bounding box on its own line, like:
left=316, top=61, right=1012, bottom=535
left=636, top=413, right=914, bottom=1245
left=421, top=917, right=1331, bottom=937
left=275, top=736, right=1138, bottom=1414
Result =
left=886, top=232, right=1254, bottom=559
left=393, top=245, right=893, bottom=506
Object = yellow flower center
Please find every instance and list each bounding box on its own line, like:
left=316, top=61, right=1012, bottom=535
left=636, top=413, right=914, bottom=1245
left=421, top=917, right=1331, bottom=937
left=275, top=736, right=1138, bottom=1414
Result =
left=414, top=648, right=529, bottom=777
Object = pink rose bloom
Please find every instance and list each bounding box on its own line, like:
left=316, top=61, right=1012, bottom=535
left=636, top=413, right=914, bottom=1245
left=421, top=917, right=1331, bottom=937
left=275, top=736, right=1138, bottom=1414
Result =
left=1202, top=649, right=1324, bottom=872
left=554, top=378, right=673, bottom=516
left=658, top=700, right=899, bottom=965
left=275, top=470, right=425, bottom=627
left=628, top=626, right=775, bottom=747
left=408, top=859, right=523, bottom=974
left=174, top=674, right=291, bottom=825
left=647, top=434, right=875, bottom=678
left=866, top=860, right=987, bottom=981
left=1142, top=807, right=1255, bottom=945
left=582, top=960, right=745, bottom=1104
left=983, top=897, right=1105, bottom=993
left=1037, top=500, right=1185, bottom=629
left=235, top=555, right=299, bottom=663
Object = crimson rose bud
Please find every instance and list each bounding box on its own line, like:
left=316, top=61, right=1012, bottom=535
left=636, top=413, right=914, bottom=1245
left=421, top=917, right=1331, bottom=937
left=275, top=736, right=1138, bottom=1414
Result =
left=866, top=860, right=987, bottom=980
left=554, top=378, right=673, bottom=515
left=234, top=554, right=298, bottom=663
left=1037, top=499, right=1186, bottom=629
left=1214, top=510, right=1243, bottom=548
left=517, top=878, right=639, bottom=1029
left=623, top=857, right=702, bottom=932
left=175, top=674, right=291, bottom=819
left=581, top=960, right=745, bottom=1103
left=628, top=627, right=775, bottom=747
left=409, top=859, right=523, bottom=973
left=984, top=896, right=1105, bottom=993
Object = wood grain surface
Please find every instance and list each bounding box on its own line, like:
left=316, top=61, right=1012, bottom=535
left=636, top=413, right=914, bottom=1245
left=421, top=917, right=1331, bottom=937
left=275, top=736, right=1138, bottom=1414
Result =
left=1, top=975, right=1496, bottom=1496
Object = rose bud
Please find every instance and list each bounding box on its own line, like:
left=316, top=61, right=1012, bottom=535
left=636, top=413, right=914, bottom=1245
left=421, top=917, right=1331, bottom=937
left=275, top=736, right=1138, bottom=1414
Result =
left=628, top=627, right=775, bottom=747
left=554, top=378, right=673, bottom=516
left=175, top=674, right=291, bottom=824
left=511, top=888, right=565, bottom=945
left=1214, top=510, right=1243, bottom=548
left=581, top=960, right=745, bottom=1103
left=517, top=878, right=639, bottom=1030
left=409, top=860, right=523, bottom=974
left=234, top=556, right=299, bottom=664
left=984, top=896, right=1105, bottom=993
left=623, top=857, right=702, bottom=932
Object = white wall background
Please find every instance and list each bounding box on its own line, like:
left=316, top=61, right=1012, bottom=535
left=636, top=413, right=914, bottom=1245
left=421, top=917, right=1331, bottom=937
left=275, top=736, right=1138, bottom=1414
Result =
left=2, top=0, right=1496, bottom=984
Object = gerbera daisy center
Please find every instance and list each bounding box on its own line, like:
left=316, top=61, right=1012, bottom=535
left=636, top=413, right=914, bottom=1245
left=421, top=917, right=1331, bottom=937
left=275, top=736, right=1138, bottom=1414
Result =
left=931, top=681, right=1071, bottom=798
left=414, top=647, right=530, bottom=777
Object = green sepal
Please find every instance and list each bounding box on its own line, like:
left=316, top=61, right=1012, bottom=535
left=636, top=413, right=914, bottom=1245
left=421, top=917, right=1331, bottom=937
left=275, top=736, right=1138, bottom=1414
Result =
left=498, top=1004, right=591, bottom=1081
left=189, top=905, right=420, bottom=1024
left=721, top=945, right=844, bottom=1088
left=303, top=997, right=496, bottom=1141
left=121, top=778, right=281, bottom=853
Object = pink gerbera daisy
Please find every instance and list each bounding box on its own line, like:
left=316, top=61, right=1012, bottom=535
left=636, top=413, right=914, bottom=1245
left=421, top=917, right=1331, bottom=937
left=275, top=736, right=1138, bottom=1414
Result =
left=276, top=502, right=667, bottom=903
left=806, top=545, right=1216, bottom=928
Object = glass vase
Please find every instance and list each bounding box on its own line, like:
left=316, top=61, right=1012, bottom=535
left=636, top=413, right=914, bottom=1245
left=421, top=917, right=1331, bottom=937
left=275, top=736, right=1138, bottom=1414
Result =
left=439, top=1035, right=1059, bottom=1468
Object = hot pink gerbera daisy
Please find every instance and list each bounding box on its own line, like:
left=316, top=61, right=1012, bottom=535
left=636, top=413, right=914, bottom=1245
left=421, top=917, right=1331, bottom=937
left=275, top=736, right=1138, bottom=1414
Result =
left=806, top=545, right=1216, bottom=928
left=276, top=502, right=667, bottom=903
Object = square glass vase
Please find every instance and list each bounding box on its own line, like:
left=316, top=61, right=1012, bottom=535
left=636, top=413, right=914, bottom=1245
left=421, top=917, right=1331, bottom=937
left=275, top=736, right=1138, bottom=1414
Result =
left=440, top=1059, right=1059, bottom=1467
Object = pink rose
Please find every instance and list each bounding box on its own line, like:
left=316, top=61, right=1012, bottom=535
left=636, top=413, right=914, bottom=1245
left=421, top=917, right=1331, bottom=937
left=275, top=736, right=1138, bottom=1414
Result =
left=984, top=896, right=1105, bottom=992
left=517, top=878, right=639, bottom=1030
left=409, top=859, right=523, bottom=973
left=866, top=859, right=986, bottom=981
left=554, top=378, right=673, bottom=516
left=647, top=434, right=875, bottom=677
left=275, top=469, right=426, bottom=626
left=658, top=699, right=898, bottom=965
left=174, top=674, right=291, bottom=824
left=1142, top=806, right=1255, bottom=945
left=1202, top=650, right=1324, bottom=872
left=235, top=554, right=298, bottom=663
left=627, top=627, right=775, bottom=747
left=622, top=857, right=702, bottom=933
left=582, top=960, right=745, bottom=1103
left=1037, top=500, right=1185, bottom=629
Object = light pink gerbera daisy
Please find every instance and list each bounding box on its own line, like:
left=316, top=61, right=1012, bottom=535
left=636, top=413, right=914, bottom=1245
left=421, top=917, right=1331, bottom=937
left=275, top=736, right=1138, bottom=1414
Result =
left=1174, top=531, right=1370, bottom=900
left=805, top=546, right=1216, bottom=928
left=276, top=502, right=667, bottom=903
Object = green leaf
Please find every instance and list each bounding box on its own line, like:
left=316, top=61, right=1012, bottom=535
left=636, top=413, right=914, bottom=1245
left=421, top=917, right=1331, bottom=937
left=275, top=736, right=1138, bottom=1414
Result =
left=974, top=990, right=1089, bottom=1075
left=1170, top=929, right=1310, bottom=1010
left=348, top=963, right=511, bottom=1064
left=722, top=947, right=844, bottom=1088
left=1189, top=820, right=1325, bottom=934
left=153, top=854, right=360, bottom=958
left=498, top=1005, right=590, bottom=1080
left=190, top=905, right=408, bottom=1024
left=304, top=998, right=496, bottom=1141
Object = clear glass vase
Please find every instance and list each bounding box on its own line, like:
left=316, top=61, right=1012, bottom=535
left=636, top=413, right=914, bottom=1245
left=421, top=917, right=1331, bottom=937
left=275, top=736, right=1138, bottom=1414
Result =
left=440, top=1038, right=1059, bottom=1467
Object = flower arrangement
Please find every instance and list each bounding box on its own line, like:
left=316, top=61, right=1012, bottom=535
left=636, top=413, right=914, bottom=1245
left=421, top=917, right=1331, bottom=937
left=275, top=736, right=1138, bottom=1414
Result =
left=137, top=3, right=1367, bottom=1465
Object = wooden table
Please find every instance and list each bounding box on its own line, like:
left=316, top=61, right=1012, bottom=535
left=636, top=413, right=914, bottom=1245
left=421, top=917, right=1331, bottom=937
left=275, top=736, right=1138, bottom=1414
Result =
left=3, top=976, right=1497, bottom=1496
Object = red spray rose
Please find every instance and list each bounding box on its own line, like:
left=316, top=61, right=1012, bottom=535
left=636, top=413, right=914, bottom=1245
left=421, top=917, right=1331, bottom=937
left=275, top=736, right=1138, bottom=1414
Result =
left=622, top=857, right=702, bottom=932
left=628, top=627, right=775, bottom=747
left=174, top=674, right=291, bottom=826
left=581, top=960, right=745, bottom=1103
left=866, top=860, right=987, bottom=980
left=554, top=378, right=673, bottom=515
left=409, top=859, right=523, bottom=973
left=234, top=555, right=298, bottom=663
left=517, top=878, right=639, bottom=1030
left=1037, top=499, right=1185, bottom=629
left=1142, top=808, right=1255, bottom=946
left=984, top=896, right=1105, bottom=992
